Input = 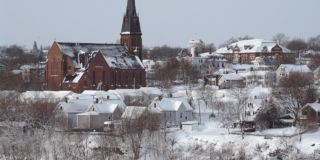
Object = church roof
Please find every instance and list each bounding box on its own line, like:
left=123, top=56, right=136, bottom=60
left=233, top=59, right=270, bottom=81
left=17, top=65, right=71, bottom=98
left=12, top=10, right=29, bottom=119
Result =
left=56, top=42, right=144, bottom=69
left=121, top=0, right=142, bottom=35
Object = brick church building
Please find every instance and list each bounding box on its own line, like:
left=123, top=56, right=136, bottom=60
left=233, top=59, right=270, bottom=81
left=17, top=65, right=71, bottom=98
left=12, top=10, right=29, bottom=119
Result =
left=44, top=0, right=146, bottom=93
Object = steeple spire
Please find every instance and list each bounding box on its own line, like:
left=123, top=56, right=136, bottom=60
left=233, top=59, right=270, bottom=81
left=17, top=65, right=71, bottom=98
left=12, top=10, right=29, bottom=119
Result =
left=121, top=0, right=141, bottom=35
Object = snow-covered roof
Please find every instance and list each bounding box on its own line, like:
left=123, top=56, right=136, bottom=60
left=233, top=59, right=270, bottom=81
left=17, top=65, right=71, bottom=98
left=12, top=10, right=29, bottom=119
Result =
left=90, top=104, right=118, bottom=114
left=304, top=102, right=320, bottom=112
left=221, top=73, right=243, bottom=80
left=215, top=69, right=235, bottom=74
left=181, top=121, right=198, bottom=125
left=71, top=93, right=93, bottom=100
left=229, top=64, right=257, bottom=70
left=155, top=97, right=193, bottom=111
left=139, top=87, right=162, bottom=95
left=60, top=99, right=92, bottom=113
left=115, top=89, right=143, bottom=99
left=216, top=39, right=292, bottom=54
left=278, top=64, right=311, bottom=73
left=20, top=64, right=45, bottom=70
left=77, top=112, right=99, bottom=116
left=122, top=106, right=147, bottom=119
left=43, top=91, right=73, bottom=100
left=102, top=99, right=126, bottom=111
left=62, top=69, right=85, bottom=83
left=239, top=71, right=270, bottom=77
left=56, top=42, right=144, bottom=69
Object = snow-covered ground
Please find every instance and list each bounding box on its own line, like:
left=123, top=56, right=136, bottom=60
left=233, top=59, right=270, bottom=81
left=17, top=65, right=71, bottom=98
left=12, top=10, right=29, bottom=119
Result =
left=167, top=119, right=320, bottom=159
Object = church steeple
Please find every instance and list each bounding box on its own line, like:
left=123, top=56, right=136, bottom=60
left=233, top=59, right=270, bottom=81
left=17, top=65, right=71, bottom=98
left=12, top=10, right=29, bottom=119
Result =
left=120, top=0, right=143, bottom=61
left=121, top=0, right=142, bottom=35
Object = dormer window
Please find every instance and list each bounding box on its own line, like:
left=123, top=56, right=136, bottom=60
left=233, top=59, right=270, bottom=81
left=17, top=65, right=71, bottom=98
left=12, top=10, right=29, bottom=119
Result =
left=154, top=103, right=156, bottom=108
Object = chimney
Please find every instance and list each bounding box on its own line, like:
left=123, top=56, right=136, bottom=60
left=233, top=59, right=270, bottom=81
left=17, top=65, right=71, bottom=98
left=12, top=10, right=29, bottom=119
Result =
left=158, top=95, right=161, bottom=101
left=170, top=94, right=172, bottom=98
left=202, top=48, right=205, bottom=53
left=76, top=97, right=79, bottom=99
left=65, top=97, right=68, bottom=103
left=250, top=67, right=253, bottom=71
left=254, top=96, right=257, bottom=99
left=107, top=95, right=110, bottom=100
left=96, top=98, right=99, bottom=104
left=209, top=48, right=212, bottom=54
left=265, top=99, right=267, bottom=103
left=133, top=48, right=139, bottom=57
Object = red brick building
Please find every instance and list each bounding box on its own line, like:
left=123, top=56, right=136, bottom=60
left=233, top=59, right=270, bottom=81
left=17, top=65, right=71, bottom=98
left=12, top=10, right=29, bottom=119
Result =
left=44, top=0, right=146, bottom=93
left=216, top=39, right=293, bottom=64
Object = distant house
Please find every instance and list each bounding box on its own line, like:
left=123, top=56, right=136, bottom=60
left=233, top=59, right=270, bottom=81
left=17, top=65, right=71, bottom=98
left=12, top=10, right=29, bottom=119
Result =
left=225, top=63, right=257, bottom=72
left=59, top=99, right=94, bottom=128
left=143, top=59, right=156, bottom=72
left=20, top=63, right=45, bottom=82
left=301, top=99, right=320, bottom=124
left=276, top=64, right=312, bottom=82
left=218, top=73, right=244, bottom=89
left=77, top=103, right=122, bottom=129
left=239, top=70, right=276, bottom=88
left=148, top=97, right=193, bottom=126
left=139, top=87, right=162, bottom=99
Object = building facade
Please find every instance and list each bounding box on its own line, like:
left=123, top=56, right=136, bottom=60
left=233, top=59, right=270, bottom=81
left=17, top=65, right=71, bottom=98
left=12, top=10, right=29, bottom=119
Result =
left=216, top=39, right=293, bottom=64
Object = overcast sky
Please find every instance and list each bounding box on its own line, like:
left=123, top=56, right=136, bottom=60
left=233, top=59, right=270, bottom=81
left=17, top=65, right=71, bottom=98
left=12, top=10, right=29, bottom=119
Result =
left=1, top=0, right=319, bottom=49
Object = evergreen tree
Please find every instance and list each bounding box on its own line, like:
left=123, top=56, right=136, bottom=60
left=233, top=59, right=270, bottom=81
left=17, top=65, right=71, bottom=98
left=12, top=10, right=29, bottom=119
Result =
left=33, top=41, right=39, bottom=53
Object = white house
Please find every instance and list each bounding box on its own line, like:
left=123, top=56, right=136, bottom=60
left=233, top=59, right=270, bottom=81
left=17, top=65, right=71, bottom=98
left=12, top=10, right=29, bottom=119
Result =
left=148, top=97, right=193, bottom=126
left=276, top=64, right=312, bottom=82
left=239, top=70, right=276, bottom=88
left=20, top=63, right=45, bottom=82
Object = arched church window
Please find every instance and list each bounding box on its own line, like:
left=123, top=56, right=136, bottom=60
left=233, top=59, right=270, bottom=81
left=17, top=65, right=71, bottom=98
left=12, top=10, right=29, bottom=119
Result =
left=84, top=80, right=87, bottom=88
left=139, top=72, right=142, bottom=85
left=111, top=71, right=114, bottom=85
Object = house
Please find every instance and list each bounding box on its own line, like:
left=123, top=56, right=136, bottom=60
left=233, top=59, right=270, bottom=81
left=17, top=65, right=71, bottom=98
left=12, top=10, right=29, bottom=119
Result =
left=44, top=0, right=146, bottom=93
left=188, top=39, right=205, bottom=54
left=59, top=99, right=95, bottom=128
left=218, top=73, right=244, bottom=89
left=276, top=64, right=312, bottom=82
left=143, top=59, right=156, bottom=72
left=20, top=63, right=45, bottom=82
left=225, top=63, right=257, bottom=72
left=77, top=103, right=122, bottom=129
left=239, top=70, right=276, bottom=88
left=300, top=99, right=320, bottom=124
left=113, top=89, right=144, bottom=101
left=20, top=91, right=74, bottom=103
left=149, top=97, right=193, bottom=126
left=216, top=39, right=293, bottom=63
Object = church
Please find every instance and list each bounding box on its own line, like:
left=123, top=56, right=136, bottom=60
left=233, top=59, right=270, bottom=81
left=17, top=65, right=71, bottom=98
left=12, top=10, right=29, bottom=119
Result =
left=44, top=0, right=146, bottom=93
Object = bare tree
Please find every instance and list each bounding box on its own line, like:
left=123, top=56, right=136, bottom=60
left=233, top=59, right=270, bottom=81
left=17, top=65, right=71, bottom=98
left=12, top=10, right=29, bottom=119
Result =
left=272, top=33, right=290, bottom=47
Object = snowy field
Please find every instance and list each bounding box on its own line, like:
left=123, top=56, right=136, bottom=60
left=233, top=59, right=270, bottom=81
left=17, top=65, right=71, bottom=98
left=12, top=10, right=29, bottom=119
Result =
left=163, top=120, right=320, bottom=159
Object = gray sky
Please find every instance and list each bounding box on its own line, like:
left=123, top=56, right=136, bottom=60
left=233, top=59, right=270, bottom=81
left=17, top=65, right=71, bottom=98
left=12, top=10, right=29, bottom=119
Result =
left=1, top=0, right=319, bottom=49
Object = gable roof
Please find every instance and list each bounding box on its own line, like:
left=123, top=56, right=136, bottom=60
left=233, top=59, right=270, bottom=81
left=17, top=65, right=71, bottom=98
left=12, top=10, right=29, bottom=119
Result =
left=278, top=64, right=311, bottom=73
left=90, top=104, right=118, bottom=114
left=155, top=97, right=193, bottom=111
left=60, top=99, right=92, bottom=113
left=56, top=42, right=144, bottom=69
left=303, top=102, right=320, bottom=112
left=221, top=73, right=243, bottom=80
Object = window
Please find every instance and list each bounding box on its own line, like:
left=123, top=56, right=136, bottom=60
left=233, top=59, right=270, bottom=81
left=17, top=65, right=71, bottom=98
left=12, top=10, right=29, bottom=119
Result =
left=53, top=57, right=56, bottom=75
left=154, top=103, right=156, bottom=108
left=56, top=64, right=58, bottom=75
left=164, top=113, right=166, bottom=118
left=302, top=111, right=308, bottom=115
left=139, top=72, right=142, bottom=85
left=118, top=72, right=121, bottom=85
left=84, top=80, right=87, bottom=88
left=93, top=71, right=95, bottom=85
left=132, top=71, right=135, bottom=85
left=51, top=64, right=53, bottom=75
left=185, top=116, right=187, bottom=120
left=111, top=71, right=114, bottom=85
left=125, top=72, right=128, bottom=85
left=93, top=108, right=94, bottom=111
left=103, top=71, right=105, bottom=84
left=170, top=113, right=172, bottom=118
left=180, top=113, right=182, bottom=118
left=60, top=107, right=63, bottom=110
left=73, top=85, right=75, bottom=89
